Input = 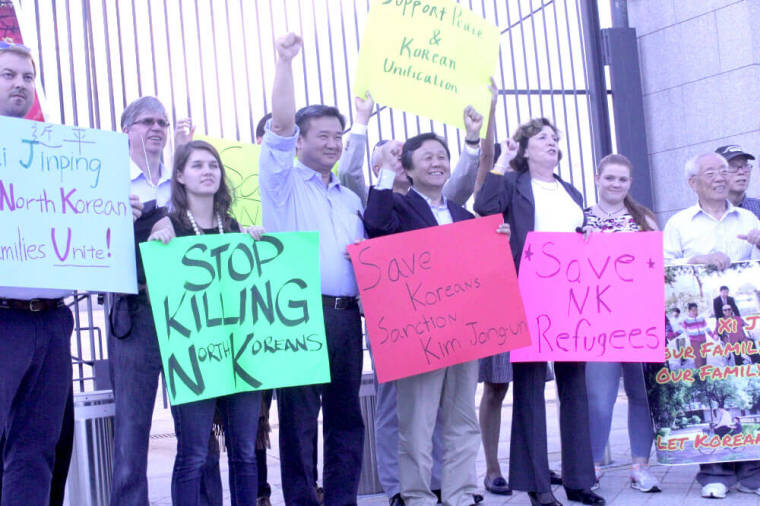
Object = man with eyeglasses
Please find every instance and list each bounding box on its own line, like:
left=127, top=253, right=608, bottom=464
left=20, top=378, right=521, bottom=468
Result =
left=716, top=145, right=759, bottom=218
left=663, top=151, right=760, bottom=499
left=109, top=96, right=183, bottom=506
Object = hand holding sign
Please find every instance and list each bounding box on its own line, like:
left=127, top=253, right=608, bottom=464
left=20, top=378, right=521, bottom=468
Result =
left=354, top=92, right=374, bottom=126
left=690, top=251, right=731, bottom=270
left=130, top=194, right=142, bottom=221
left=738, top=229, right=760, bottom=246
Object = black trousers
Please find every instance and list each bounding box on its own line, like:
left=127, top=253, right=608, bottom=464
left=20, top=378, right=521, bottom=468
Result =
left=277, top=304, right=364, bottom=505
left=49, top=388, right=74, bottom=506
left=0, top=388, right=72, bottom=506
left=509, top=362, right=595, bottom=493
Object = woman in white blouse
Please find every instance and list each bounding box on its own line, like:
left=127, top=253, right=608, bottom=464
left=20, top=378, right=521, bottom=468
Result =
left=475, top=118, right=603, bottom=506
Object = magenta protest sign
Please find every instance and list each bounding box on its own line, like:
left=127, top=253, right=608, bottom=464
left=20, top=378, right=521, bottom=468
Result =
left=511, top=231, right=665, bottom=362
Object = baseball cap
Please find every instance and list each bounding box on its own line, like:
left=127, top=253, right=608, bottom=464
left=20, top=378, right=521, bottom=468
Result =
left=716, top=145, right=756, bottom=161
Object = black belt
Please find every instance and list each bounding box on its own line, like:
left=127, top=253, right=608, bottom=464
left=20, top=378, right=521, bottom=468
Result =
left=322, top=295, right=358, bottom=310
left=0, top=298, right=66, bottom=312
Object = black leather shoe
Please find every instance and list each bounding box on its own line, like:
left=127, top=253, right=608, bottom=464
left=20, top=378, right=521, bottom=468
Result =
left=472, top=492, right=484, bottom=503
left=432, top=489, right=442, bottom=503
left=528, top=491, right=563, bottom=506
left=389, top=493, right=405, bottom=506
left=484, top=476, right=512, bottom=495
left=550, top=470, right=563, bottom=485
left=564, top=488, right=605, bottom=505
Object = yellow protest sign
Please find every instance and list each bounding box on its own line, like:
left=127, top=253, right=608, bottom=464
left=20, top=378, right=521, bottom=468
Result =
left=354, top=0, right=499, bottom=136
left=196, top=135, right=262, bottom=227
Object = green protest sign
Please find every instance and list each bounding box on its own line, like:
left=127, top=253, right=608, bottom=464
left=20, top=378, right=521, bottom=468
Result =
left=139, top=232, right=329, bottom=405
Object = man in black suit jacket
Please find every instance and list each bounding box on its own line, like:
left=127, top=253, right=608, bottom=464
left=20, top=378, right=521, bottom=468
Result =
left=364, top=131, right=509, bottom=505
left=713, top=286, right=740, bottom=318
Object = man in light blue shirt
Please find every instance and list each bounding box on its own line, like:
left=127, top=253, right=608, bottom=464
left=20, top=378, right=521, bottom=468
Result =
left=259, top=32, right=365, bottom=506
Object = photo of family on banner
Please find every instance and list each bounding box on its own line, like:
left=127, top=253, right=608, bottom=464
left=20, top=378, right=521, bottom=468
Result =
left=647, top=260, right=760, bottom=466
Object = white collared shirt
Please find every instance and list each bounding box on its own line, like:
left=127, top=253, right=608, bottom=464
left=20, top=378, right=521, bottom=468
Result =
left=410, top=187, right=453, bottom=225
left=130, top=160, right=171, bottom=207
left=375, top=168, right=453, bottom=225
left=663, top=201, right=760, bottom=263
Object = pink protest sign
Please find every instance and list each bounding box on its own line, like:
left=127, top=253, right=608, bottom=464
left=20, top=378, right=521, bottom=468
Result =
left=349, top=215, right=531, bottom=383
left=511, top=231, right=665, bottom=362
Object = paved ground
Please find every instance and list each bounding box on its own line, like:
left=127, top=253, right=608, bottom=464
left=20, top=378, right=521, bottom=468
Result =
left=144, top=380, right=760, bottom=505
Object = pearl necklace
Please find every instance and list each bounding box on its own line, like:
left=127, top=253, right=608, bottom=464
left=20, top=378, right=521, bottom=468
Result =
left=596, top=203, right=626, bottom=218
left=186, top=209, right=224, bottom=235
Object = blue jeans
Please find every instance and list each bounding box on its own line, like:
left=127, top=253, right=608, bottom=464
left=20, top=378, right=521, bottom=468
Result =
left=0, top=305, right=73, bottom=506
left=109, top=295, right=221, bottom=506
left=171, top=392, right=261, bottom=506
left=585, top=362, right=653, bottom=462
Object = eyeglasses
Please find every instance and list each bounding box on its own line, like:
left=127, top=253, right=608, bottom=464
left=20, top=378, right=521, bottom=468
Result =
left=701, top=169, right=728, bottom=180
left=131, top=117, right=170, bottom=128
left=726, top=162, right=754, bottom=174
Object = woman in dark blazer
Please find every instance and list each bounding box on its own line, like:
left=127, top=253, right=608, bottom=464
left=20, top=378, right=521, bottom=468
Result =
left=474, top=118, right=604, bottom=506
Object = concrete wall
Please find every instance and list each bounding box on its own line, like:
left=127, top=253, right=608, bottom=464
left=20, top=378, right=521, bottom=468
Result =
left=627, top=0, right=760, bottom=223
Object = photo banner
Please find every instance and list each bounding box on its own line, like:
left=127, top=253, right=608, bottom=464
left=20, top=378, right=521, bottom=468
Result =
left=348, top=215, right=531, bottom=383
left=353, top=0, right=499, bottom=136
left=512, top=231, right=665, bottom=362
left=140, top=232, right=329, bottom=405
left=0, top=116, right=136, bottom=293
left=647, top=261, right=760, bottom=465
left=196, top=135, right=262, bottom=227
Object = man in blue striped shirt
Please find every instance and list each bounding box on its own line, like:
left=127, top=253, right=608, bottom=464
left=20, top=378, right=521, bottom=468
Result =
left=259, top=32, right=366, bottom=506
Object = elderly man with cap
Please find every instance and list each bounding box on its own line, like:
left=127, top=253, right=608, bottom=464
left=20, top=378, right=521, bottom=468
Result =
left=664, top=151, right=760, bottom=499
left=716, top=145, right=759, bottom=218
left=0, top=40, right=75, bottom=506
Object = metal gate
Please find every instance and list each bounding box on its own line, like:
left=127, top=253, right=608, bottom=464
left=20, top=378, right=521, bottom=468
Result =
left=5, top=0, right=617, bottom=415
left=15, top=0, right=608, bottom=211
left=9, top=0, right=614, bottom=500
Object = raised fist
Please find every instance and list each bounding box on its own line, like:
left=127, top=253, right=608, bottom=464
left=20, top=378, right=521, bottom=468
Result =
left=275, top=33, right=303, bottom=62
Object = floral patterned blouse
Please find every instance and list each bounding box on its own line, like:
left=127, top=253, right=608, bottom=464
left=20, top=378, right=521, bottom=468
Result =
left=583, top=207, right=641, bottom=232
